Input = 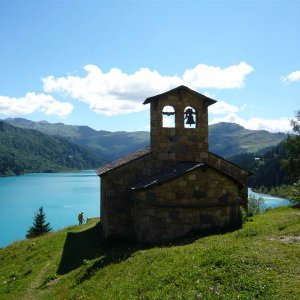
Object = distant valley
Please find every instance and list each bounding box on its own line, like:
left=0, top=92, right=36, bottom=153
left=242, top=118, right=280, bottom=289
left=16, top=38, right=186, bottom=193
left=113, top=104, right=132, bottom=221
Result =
left=5, top=118, right=286, bottom=161
left=5, top=118, right=149, bottom=162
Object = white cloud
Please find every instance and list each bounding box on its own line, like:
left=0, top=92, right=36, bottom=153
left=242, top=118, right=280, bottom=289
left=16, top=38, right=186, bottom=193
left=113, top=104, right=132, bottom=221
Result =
left=210, top=113, right=291, bottom=133
left=2, top=61, right=289, bottom=134
left=0, top=92, right=73, bottom=117
left=281, top=70, right=300, bottom=83
left=209, top=101, right=239, bottom=115
left=42, top=62, right=253, bottom=116
left=43, top=65, right=184, bottom=116
left=183, top=61, right=254, bottom=89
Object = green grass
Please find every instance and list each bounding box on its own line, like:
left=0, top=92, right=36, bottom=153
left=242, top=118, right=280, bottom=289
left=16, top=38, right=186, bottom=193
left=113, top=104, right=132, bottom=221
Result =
left=0, top=208, right=299, bottom=299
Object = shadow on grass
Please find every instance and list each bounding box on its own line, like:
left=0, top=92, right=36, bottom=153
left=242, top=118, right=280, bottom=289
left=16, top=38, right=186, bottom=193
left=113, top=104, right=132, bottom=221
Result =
left=161, top=224, right=241, bottom=248
left=57, top=222, right=241, bottom=283
left=57, top=222, right=137, bottom=277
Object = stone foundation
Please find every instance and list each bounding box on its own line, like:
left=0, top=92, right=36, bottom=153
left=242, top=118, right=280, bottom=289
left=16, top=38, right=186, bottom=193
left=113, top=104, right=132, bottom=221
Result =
left=134, top=203, right=240, bottom=244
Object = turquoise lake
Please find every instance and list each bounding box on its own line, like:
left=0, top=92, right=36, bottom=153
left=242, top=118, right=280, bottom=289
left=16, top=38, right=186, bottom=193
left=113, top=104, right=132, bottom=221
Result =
left=0, top=172, right=291, bottom=248
left=0, top=170, right=99, bottom=248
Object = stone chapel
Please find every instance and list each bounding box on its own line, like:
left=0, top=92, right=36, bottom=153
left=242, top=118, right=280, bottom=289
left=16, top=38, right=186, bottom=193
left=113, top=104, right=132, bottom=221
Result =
left=96, top=85, right=249, bottom=244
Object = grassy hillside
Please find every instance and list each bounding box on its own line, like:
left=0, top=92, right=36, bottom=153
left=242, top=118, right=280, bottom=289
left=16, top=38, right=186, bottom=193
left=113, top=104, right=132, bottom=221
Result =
left=0, top=121, right=105, bottom=176
left=5, top=118, right=286, bottom=161
left=0, top=207, right=299, bottom=299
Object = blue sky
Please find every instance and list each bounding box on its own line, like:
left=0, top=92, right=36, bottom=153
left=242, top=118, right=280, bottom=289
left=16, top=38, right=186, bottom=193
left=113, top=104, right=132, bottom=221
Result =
left=0, top=0, right=299, bottom=132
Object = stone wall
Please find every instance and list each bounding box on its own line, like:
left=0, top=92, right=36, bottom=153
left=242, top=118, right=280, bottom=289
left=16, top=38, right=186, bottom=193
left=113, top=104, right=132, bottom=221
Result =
left=101, top=153, right=152, bottom=238
left=133, top=167, right=242, bottom=244
left=150, top=89, right=210, bottom=163
left=205, top=152, right=248, bottom=208
left=101, top=152, right=182, bottom=238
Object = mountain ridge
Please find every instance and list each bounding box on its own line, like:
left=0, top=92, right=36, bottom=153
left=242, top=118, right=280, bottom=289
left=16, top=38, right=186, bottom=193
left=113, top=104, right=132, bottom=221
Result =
left=208, top=122, right=286, bottom=157
left=4, top=118, right=286, bottom=161
left=0, top=120, right=105, bottom=176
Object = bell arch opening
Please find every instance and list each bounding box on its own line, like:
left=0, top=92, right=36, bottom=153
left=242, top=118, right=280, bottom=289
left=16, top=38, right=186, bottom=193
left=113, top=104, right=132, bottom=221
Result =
left=162, top=105, right=175, bottom=128
left=184, top=106, right=197, bottom=128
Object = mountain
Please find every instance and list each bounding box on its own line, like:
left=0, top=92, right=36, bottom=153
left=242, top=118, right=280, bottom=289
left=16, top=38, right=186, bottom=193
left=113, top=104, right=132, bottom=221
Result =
left=208, top=122, right=286, bottom=157
left=5, top=118, right=286, bottom=161
left=5, top=118, right=150, bottom=161
left=0, top=121, right=105, bottom=176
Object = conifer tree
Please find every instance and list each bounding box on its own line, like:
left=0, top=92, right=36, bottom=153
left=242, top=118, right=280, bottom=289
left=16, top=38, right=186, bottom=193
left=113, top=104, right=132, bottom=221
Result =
left=26, top=207, right=52, bottom=238
left=283, top=111, right=300, bottom=180
left=282, top=111, right=300, bottom=203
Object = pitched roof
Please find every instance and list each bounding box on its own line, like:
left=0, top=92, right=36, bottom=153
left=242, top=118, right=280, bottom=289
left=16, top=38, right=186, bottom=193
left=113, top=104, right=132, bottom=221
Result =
left=131, top=161, right=244, bottom=190
left=131, top=162, right=204, bottom=190
left=208, top=151, right=253, bottom=175
left=96, top=147, right=151, bottom=176
left=143, top=85, right=217, bottom=106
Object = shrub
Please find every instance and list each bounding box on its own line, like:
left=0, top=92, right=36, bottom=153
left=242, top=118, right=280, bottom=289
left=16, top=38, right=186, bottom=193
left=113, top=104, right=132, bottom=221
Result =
left=290, top=179, right=300, bottom=205
left=247, top=195, right=265, bottom=217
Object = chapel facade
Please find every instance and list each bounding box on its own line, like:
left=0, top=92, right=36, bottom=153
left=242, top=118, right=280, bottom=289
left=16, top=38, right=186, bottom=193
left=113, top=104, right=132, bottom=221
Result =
left=96, top=86, right=248, bottom=244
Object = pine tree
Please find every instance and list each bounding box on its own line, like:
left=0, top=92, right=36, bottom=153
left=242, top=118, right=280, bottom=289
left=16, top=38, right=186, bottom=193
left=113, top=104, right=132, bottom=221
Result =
left=26, top=207, right=52, bottom=238
left=283, top=110, right=300, bottom=180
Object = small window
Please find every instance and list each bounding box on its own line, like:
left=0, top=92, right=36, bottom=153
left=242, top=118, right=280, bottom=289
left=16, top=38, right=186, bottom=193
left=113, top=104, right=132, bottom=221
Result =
left=184, top=106, right=196, bottom=128
left=162, top=106, right=175, bottom=128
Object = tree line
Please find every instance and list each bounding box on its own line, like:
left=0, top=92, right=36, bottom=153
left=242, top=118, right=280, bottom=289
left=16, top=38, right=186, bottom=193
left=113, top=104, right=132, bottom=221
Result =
left=229, top=111, right=300, bottom=203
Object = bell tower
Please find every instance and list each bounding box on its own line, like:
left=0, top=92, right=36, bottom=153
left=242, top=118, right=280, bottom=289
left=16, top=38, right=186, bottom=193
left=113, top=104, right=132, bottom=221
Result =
left=143, top=85, right=217, bottom=162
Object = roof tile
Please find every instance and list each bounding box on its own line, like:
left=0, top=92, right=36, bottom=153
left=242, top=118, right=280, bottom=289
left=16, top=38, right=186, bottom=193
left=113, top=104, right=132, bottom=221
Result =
left=143, top=85, right=217, bottom=105
left=131, top=162, right=204, bottom=190
left=96, top=147, right=151, bottom=176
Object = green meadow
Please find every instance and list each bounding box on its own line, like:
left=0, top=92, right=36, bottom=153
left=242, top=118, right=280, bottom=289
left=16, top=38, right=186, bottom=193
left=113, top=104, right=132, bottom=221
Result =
left=0, top=207, right=299, bottom=299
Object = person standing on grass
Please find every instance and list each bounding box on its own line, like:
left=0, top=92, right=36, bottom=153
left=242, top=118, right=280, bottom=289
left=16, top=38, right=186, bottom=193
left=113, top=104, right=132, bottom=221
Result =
left=78, top=212, right=84, bottom=225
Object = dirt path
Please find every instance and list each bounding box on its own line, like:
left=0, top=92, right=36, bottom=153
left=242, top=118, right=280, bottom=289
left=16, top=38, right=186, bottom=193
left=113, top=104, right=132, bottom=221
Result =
left=21, top=255, right=59, bottom=300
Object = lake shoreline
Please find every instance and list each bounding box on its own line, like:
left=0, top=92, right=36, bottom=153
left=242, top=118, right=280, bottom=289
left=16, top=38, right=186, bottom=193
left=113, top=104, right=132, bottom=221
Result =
left=251, top=187, right=294, bottom=203
left=0, top=168, right=95, bottom=177
left=0, top=175, right=290, bottom=248
left=248, top=188, right=291, bottom=210
left=0, top=170, right=100, bottom=248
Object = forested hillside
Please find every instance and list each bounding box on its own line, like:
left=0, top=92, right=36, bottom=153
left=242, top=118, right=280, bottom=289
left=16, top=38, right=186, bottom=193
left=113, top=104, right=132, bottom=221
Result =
left=0, top=121, right=105, bottom=176
left=6, top=118, right=286, bottom=161
left=5, top=118, right=149, bottom=161
left=228, top=142, right=292, bottom=188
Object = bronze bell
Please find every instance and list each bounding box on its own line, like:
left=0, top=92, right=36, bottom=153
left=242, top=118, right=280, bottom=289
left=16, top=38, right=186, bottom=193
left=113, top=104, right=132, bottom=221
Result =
left=186, top=114, right=195, bottom=126
left=184, top=108, right=196, bottom=126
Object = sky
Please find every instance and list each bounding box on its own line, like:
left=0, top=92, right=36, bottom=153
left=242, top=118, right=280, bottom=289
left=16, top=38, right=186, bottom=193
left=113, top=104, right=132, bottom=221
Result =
left=0, top=0, right=300, bottom=133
